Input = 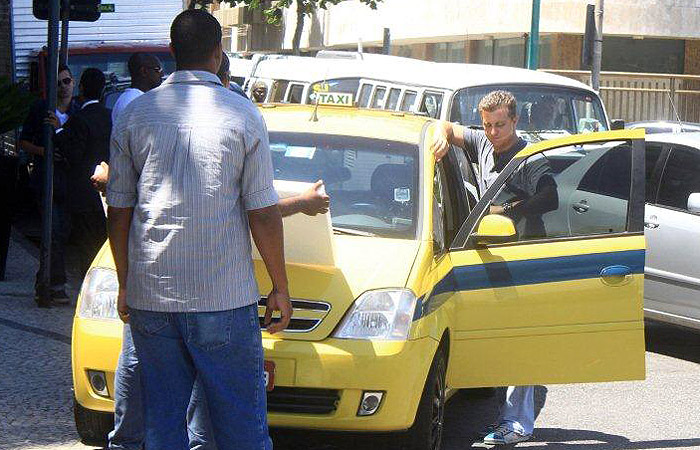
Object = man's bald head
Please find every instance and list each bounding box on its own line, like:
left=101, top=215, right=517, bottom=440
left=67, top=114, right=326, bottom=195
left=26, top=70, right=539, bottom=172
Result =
left=128, top=53, right=163, bottom=91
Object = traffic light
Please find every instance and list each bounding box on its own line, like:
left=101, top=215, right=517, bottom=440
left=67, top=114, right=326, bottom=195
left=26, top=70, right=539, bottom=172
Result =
left=33, top=0, right=101, bottom=22
left=581, top=4, right=595, bottom=70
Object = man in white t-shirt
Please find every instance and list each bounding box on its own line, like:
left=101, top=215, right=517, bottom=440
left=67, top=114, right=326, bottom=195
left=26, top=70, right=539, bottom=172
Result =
left=92, top=54, right=164, bottom=193
left=110, top=53, right=164, bottom=123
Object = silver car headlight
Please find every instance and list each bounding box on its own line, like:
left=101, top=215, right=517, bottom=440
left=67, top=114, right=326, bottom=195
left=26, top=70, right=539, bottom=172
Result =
left=334, top=289, right=417, bottom=340
left=78, top=267, right=119, bottom=320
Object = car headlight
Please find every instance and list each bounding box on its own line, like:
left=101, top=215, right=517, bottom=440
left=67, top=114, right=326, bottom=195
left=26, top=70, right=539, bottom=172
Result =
left=78, top=267, right=119, bottom=320
left=334, top=289, right=417, bottom=340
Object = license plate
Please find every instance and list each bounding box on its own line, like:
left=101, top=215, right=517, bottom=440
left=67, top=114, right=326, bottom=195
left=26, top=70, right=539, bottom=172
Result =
left=264, top=360, right=275, bottom=391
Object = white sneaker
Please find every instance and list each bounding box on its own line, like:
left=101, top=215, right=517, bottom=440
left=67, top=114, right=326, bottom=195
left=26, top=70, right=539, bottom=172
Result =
left=483, top=424, right=532, bottom=445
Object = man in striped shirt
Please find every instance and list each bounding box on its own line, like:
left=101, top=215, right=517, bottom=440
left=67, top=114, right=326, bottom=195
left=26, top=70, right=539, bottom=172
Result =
left=107, top=9, right=289, bottom=449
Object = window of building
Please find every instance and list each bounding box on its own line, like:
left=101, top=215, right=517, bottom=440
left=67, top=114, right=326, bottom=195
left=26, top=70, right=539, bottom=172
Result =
left=602, top=37, right=685, bottom=74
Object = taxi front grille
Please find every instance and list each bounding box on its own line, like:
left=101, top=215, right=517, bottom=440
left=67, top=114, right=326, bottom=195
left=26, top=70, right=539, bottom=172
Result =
left=258, top=297, right=330, bottom=333
left=267, top=387, right=340, bottom=415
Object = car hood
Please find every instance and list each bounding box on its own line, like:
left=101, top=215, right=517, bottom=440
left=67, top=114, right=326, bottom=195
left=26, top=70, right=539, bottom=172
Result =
left=255, top=235, right=421, bottom=341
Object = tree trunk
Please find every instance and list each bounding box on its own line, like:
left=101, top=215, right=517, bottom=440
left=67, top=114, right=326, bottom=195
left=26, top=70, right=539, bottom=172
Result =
left=292, top=0, right=305, bottom=55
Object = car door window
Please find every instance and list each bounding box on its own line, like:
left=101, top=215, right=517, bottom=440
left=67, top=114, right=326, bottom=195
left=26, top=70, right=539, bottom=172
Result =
left=449, top=145, right=479, bottom=209
left=657, top=145, right=700, bottom=211
left=644, top=143, right=665, bottom=203
left=488, top=140, right=633, bottom=242
left=434, top=162, right=465, bottom=250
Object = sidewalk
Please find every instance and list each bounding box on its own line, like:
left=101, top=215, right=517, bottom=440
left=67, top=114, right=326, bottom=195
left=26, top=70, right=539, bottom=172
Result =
left=0, top=231, right=94, bottom=450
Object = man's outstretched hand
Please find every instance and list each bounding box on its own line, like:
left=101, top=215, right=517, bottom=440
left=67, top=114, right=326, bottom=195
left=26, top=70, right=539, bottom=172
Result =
left=300, top=180, right=330, bottom=216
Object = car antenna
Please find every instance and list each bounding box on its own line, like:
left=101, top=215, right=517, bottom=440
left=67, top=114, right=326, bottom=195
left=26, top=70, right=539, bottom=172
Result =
left=667, top=91, right=684, bottom=131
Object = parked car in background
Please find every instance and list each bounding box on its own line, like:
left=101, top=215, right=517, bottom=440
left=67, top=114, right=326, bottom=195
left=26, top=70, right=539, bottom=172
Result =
left=627, top=120, right=700, bottom=134
left=246, top=51, right=611, bottom=136
left=644, top=132, right=700, bottom=331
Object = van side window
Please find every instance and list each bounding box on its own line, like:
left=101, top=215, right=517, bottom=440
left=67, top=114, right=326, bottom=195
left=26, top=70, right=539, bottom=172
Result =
left=400, top=91, right=417, bottom=112
left=270, top=80, right=289, bottom=102
left=288, top=84, right=304, bottom=103
left=371, top=86, right=387, bottom=108
left=358, top=84, right=372, bottom=107
left=386, top=88, right=401, bottom=110
left=419, top=92, right=443, bottom=118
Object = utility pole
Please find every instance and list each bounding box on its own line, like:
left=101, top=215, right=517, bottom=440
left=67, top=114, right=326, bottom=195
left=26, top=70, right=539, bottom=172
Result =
left=526, top=0, right=541, bottom=70
left=382, top=28, right=391, bottom=55
left=38, top=0, right=61, bottom=307
left=590, top=0, right=604, bottom=91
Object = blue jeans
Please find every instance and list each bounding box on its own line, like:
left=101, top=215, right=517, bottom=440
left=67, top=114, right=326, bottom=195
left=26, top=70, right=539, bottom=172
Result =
left=500, top=385, right=535, bottom=435
left=129, top=304, right=271, bottom=450
left=108, top=325, right=216, bottom=450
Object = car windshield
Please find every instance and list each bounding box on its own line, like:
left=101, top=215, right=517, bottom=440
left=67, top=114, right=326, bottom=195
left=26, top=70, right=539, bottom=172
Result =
left=67, top=51, right=176, bottom=83
left=450, top=85, right=608, bottom=135
left=269, top=132, right=419, bottom=239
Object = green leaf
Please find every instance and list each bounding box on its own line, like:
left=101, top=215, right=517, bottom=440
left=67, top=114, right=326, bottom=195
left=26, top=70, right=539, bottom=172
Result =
left=0, top=78, right=36, bottom=135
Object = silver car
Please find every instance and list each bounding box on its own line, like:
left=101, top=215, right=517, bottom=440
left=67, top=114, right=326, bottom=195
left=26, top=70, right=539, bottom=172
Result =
left=644, top=133, right=700, bottom=330
left=532, top=133, right=700, bottom=331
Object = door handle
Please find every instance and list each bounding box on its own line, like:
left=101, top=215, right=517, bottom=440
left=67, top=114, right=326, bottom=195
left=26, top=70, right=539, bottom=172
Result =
left=645, top=215, right=659, bottom=229
left=600, top=265, right=632, bottom=286
left=572, top=200, right=589, bottom=213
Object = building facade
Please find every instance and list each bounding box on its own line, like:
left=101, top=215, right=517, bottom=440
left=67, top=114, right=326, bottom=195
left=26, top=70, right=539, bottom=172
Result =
left=215, top=0, right=700, bottom=75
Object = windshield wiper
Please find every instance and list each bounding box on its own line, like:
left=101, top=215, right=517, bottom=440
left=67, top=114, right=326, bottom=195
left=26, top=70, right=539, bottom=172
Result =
left=332, top=227, right=377, bottom=237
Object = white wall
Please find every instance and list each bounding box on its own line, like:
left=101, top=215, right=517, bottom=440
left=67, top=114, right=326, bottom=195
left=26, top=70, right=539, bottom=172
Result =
left=277, top=0, right=700, bottom=51
left=11, top=0, right=182, bottom=80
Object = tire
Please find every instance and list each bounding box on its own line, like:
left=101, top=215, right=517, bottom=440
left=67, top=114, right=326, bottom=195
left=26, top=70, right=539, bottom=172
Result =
left=403, top=348, right=447, bottom=450
left=73, top=398, right=113, bottom=447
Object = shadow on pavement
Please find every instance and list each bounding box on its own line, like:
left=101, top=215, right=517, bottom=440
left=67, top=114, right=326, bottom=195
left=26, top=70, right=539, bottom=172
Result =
left=644, top=319, right=700, bottom=364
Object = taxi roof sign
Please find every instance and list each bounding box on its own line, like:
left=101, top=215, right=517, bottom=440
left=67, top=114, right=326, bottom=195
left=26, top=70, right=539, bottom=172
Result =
left=316, top=92, right=353, bottom=107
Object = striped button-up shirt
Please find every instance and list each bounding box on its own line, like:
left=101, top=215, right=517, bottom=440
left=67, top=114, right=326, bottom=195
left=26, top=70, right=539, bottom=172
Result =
left=106, top=70, right=278, bottom=312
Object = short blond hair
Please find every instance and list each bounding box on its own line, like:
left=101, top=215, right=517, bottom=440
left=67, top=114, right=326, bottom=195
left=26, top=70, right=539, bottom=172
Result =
left=478, top=90, right=517, bottom=119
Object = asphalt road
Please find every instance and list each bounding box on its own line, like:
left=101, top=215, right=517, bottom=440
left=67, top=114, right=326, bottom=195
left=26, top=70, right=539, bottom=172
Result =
left=1, top=235, right=699, bottom=450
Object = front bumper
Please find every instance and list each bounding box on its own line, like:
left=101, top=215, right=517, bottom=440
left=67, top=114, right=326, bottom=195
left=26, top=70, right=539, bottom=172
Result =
left=72, top=317, right=439, bottom=431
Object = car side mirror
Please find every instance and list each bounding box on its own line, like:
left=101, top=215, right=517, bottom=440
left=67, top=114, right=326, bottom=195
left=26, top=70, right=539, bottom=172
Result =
left=610, top=119, right=625, bottom=130
left=471, top=214, right=517, bottom=246
left=688, top=193, right=700, bottom=214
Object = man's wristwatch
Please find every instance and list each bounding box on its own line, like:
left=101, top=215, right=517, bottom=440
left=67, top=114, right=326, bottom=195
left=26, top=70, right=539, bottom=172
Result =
left=502, top=202, right=513, bottom=214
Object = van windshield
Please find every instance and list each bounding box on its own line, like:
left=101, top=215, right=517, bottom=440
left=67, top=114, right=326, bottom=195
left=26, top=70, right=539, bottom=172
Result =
left=269, top=132, right=419, bottom=239
left=67, top=51, right=176, bottom=83
left=450, top=85, right=608, bottom=135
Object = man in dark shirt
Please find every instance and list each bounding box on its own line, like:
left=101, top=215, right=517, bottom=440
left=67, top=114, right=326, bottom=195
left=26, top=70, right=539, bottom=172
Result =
left=48, top=68, right=111, bottom=277
left=19, top=64, right=79, bottom=306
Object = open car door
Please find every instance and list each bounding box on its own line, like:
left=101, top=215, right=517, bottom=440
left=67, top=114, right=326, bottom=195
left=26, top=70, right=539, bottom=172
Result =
left=444, top=129, right=646, bottom=388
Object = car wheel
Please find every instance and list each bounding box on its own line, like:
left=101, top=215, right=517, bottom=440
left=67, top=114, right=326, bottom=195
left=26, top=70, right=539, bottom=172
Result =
left=73, top=398, right=113, bottom=446
left=403, top=348, right=447, bottom=450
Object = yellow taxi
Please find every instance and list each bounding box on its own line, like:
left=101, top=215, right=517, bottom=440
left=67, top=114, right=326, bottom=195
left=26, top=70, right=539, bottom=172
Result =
left=72, top=104, right=646, bottom=450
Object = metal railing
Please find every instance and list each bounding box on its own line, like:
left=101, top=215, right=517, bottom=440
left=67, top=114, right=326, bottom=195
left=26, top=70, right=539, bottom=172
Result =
left=545, top=70, right=700, bottom=124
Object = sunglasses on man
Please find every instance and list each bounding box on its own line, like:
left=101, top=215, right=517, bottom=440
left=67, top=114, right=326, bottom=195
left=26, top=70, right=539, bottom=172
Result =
left=58, top=77, right=73, bottom=86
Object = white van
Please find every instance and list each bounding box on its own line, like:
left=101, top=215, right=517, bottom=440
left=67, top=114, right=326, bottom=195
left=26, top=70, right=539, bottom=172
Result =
left=246, top=52, right=611, bottom=136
